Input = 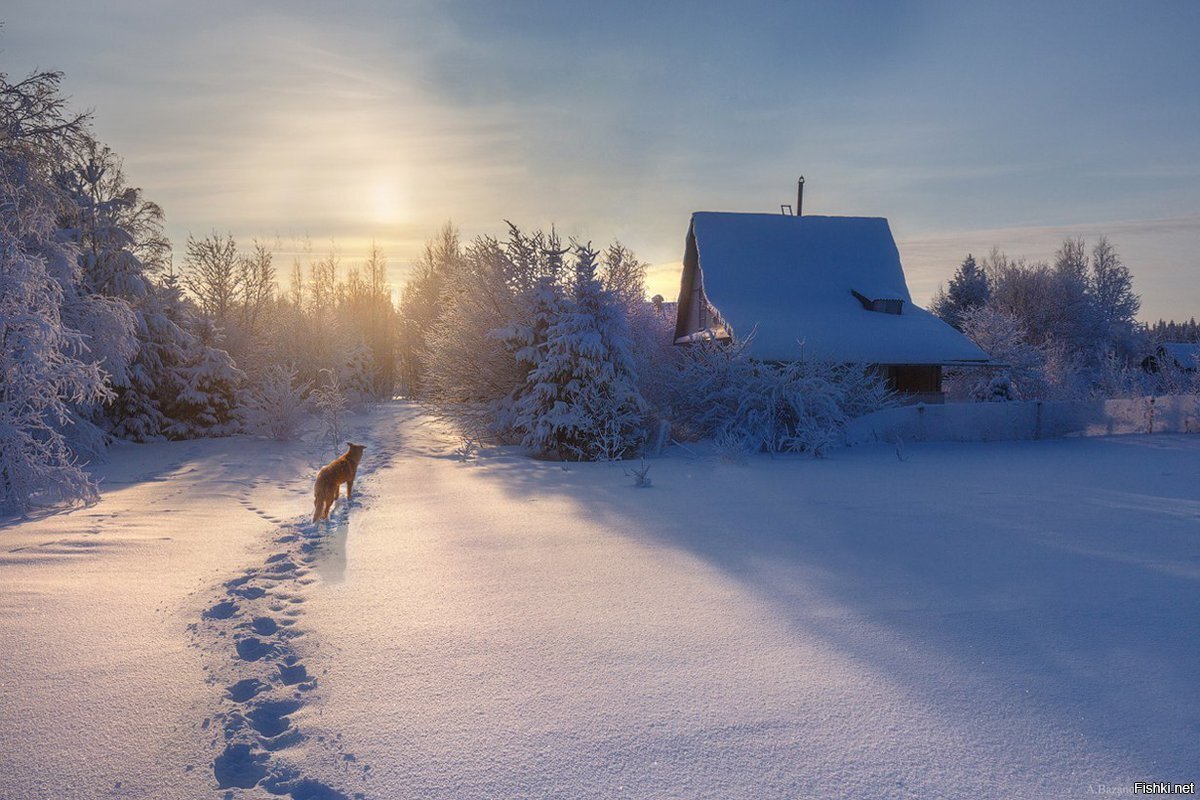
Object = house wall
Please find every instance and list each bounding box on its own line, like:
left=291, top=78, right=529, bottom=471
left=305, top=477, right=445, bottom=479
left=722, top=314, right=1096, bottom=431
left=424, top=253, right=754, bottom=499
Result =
left=673, top=224, right=703, bottom=342
left=884, top=365, right=941, bottom=394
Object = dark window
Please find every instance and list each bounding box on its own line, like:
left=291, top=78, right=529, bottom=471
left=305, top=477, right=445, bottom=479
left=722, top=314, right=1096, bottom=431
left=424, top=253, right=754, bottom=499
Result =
left=883, top=365, right=941, bottom=394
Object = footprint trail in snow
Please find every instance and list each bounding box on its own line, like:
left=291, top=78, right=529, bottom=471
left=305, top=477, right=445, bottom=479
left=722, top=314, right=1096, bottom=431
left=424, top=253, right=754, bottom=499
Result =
left=190, top=428, right=401, bottom=799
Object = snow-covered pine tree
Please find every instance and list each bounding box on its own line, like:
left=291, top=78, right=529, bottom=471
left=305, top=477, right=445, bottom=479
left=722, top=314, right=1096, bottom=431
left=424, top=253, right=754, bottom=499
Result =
left=164, top=316, right=244, bottom=439
left=57, top=144, right=184, bottom=442
left=931, top=254, right=990, bottom=330
left=511, top=242, right=646, bottom=460
left=490, top=274, right=567, bottom=438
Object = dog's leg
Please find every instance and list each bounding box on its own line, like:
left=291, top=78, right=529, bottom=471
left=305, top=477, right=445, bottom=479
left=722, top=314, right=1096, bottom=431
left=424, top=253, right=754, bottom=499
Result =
left=346, top=478, right=354, bottom=500
left=313, top=495, right=322, bottom=523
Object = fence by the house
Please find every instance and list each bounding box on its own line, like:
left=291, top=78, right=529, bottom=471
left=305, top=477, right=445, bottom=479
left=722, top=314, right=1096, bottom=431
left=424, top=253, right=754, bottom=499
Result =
left=845, top=394, right=1200, bottom=445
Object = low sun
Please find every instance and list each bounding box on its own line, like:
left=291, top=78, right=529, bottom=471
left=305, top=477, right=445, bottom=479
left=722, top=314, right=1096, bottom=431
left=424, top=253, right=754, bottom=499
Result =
left=369, top=178, right=407, bottom=226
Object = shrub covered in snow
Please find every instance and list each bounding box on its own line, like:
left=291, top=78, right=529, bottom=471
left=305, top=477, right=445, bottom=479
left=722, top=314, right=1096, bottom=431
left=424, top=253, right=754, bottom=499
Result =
left=243, top=365, right=311, bottom=441
left=311, top=368, right=348, bottom=445
left=667, top=337, right=894, bottom=457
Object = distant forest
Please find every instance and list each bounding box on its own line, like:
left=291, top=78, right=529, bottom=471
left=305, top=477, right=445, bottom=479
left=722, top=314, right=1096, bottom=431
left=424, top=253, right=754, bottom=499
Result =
left=1148, top=318, right=1200, bottom=342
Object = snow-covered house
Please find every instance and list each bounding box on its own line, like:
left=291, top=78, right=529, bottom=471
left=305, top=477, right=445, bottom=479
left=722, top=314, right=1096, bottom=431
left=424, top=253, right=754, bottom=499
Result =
left=673, top=212, right=989, bottom=401
left=1142, top=342, right=1200, bottom=373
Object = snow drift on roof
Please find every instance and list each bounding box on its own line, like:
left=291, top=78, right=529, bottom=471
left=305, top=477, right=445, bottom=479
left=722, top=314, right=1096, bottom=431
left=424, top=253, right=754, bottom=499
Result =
left=1157, top=342, right=1200, bottom=369
left=678, top=212, right=989, bottom=364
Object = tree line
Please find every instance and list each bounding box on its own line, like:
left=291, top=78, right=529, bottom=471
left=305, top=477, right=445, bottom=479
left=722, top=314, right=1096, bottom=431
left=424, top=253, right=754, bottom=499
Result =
left=0, top=67, right=400, bottom=513
left=930, top=240, right=1196, bottom=399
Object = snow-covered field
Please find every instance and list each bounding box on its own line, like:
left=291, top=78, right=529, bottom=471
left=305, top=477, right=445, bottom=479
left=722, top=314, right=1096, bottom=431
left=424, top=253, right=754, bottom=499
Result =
left=2, top=401, right=1197, bottom=799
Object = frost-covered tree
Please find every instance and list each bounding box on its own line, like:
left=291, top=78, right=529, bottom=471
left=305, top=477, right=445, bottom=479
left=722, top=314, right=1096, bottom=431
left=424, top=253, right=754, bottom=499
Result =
left=931, top=254, right=990, bottom=330
left=183, top=232, right=240, bottom=322
left=0, top=69, right=115, bottom=511
left=163, top=316, right=243, bottom=438
left=335, top=338, right=376, bottom=405
left=57, top=144, right=183, bottom=441
left=600, top=241, right=646, bottom=314
left=237, top=239, right=275, bottom=336
left=946, top=306, right=1045, bottom=401
left=509, top=243, right=646, bottom=460
left=338, top=243, right=399, bottom=399
left=311, top=368, right=347, bottom=445
left=0, top=174, right=114, bottom=512
left=1048, top=238, right=1100, bottom=355
left=424, top=234, right=530, bottom=436
left=1089, top=237, right=1140, bottom=358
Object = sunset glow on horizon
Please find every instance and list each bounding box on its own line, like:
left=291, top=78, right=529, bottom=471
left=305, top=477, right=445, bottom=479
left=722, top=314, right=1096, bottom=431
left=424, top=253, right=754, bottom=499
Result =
left=3, top=0, right=1198, bottom=318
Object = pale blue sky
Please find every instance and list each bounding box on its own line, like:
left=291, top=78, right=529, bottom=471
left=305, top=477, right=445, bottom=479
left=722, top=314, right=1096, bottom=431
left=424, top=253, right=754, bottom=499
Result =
left=4, top=1, right=1199, bottom=318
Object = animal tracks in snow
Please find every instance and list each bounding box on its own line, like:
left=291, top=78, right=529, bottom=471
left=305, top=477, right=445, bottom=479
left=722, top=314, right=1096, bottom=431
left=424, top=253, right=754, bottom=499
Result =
left=192, top=519, right=369, bottom=799
left=190, top=422, right=397, bottom=799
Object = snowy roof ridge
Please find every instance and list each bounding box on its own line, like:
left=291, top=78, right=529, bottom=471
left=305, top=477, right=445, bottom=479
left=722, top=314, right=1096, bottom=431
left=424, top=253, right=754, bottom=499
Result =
left=679, top=211, right=990, bottom=365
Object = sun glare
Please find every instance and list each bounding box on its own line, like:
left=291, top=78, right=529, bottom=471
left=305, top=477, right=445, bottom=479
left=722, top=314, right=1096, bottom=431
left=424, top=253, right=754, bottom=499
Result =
left=368, top=177, right=408, bottom=226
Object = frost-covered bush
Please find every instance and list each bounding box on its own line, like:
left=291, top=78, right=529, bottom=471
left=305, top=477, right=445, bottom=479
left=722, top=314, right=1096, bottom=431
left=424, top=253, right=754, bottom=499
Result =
left=975, top=374, right=1017, bottom=402
left=243, top=365, right=311, bottom=441
left=946, top=306, right=1045, bottom=401
left=311, top=368, right=347, bottom=445
left=1146, top=351, right=1200, bottom=397
left=667, top=338, right=893, bottom=456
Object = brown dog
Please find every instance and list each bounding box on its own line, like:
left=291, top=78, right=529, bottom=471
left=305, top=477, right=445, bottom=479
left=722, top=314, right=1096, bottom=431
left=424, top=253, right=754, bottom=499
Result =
left=313, top=443, right=366, bottom=522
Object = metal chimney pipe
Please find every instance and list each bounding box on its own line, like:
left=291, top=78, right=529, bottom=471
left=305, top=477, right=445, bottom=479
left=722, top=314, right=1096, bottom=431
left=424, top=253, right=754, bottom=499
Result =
left=797, top=176, right=805, bottom=217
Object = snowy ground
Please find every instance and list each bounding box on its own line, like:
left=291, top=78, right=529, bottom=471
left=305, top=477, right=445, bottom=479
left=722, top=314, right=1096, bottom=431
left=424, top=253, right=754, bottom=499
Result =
left=1, top=401, right=1197, bottom=799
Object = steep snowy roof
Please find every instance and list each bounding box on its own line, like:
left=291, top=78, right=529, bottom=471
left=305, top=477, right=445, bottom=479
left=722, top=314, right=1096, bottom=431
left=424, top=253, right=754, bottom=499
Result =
left=1157, top=342, right=1200, bottom=369
left=675, top=212, right=990, bottom=364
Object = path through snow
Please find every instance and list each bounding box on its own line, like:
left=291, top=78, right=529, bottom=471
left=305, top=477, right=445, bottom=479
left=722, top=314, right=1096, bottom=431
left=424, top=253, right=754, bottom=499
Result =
left=1, top=401, right=1197, bottom=799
